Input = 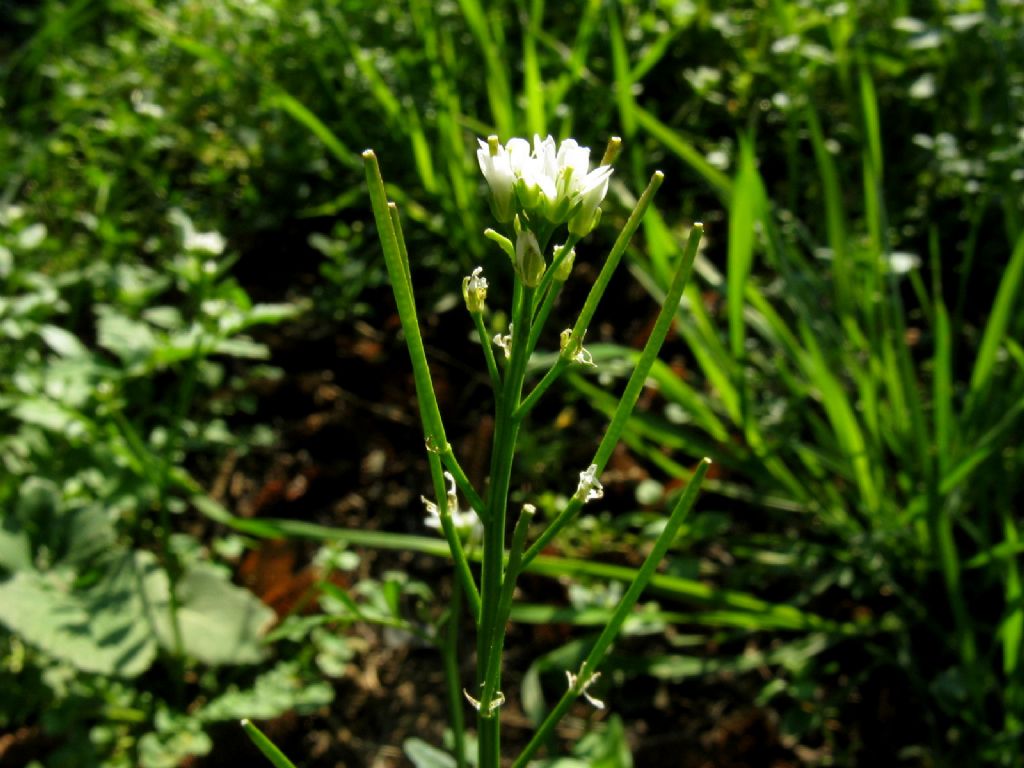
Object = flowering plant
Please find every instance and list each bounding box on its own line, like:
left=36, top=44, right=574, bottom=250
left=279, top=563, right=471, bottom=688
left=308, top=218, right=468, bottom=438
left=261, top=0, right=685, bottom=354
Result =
left=243, top=137, right=707, bottom=768
left=361, top=136, right=707, bottom=766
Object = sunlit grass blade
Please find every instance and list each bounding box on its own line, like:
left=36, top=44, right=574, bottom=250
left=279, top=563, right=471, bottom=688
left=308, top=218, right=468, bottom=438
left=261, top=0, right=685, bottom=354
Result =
left=522, top=0, right=546, bottom=137
left=805, top=105, right=851, bottom=314
left=268, top=91, right=359, bottom=170
left=727, top=137, right=763, bottom=361
left=240, top=719, right=299, bottom=768
left=185, top=482, right=846, bottom=631
left=796, top=325, right=879, bottom=515
left=607, top=2, right=637, bottom=139
left=632, top=105, right=732, bottom=198
left=968, top=229, right=1024, bottom=401
left=454, top=0, right=514, bottom=134
left=541, top=0, right=601, bottom=133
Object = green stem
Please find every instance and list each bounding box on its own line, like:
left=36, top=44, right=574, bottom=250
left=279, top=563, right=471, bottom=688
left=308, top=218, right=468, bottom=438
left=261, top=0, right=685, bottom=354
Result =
left=440, top=443, right=487, bottom=521
left=527, top=280, right=564, bottom=356
left=515, top=358, right=568, bottom=421
left=511, top=459, right=710, bottom=768
left=516, top=173, right=667, bottom=422
left=478, top=502, right=535, bottom=713
left=363, top=151, right=448, bottom=451
left=562, top=172, right=664, bottom=356
left=443, top=578, right=467, bottom=768
left=530, top=237, right=578, bottom=319
left=477, top=283, right=535, bottom=767
left=428, top=452, right=482, bottom=621
left=521, top=223, right=703, bottom=567
left=473, top=310, right=503, bottom=395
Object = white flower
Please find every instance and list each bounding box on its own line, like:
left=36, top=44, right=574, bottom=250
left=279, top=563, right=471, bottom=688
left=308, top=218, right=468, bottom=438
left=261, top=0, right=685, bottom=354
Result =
left=422, top=472, right=481, bottom=537
left=574, top=463, right=604, bottom=503
left=569, top=166, right=612, bottom=237
left=566, top=664, right=605, bottom=709
left=493, top=323, right=513, bottom=359
left=464, top=687, right=505, bottom=714
left=560, top=328, right=597, bottom=368
left=478, top=135, right=613, bottom=227
left=477, top=136, right=516, bottom=222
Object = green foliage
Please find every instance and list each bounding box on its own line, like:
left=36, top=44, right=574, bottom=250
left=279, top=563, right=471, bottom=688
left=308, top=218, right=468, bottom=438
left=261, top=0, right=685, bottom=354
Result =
left=3, top=0, right=1024, bottom=766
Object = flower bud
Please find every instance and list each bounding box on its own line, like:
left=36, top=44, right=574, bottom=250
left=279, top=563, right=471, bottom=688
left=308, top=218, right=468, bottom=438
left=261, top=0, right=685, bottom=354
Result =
left=515, top=229, right=545, bottom=288
left=552, top=244, right=576, bottom=282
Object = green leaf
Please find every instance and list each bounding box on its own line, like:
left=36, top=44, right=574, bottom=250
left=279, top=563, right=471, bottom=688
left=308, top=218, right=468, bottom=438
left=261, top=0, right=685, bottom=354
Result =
left=244, top=302, right=306, bottom=327
left=0, top=519, right=31, bottom=571
left=10, top=397, right=91, bottom=437
left=200, top=662, right=334, bottom=722
left=96, top=306, right=158, bottom=366
left=140, top=555, right=276, bottom=665
left=404, top=738, right=458, bottom=768
left=0, top=557, right=157, bottom=677
left=572, top=715, right=632, bottom=768
left=38, top=324, right=90, bottom=359
left=139, top=711, right=213, bottom=768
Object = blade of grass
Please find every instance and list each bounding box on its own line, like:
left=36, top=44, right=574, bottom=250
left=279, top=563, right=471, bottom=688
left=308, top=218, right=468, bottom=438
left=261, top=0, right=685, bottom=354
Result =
left=240, top=719, right=298, bottom=768
left=727, top=137, right=763, bottom=361
left=969, top=229, right=1024, bottom=400
left=184, top=483, right=845, bottom=632
left=454, top=0, right=514, bottom=135
left=633, top=105, right=732, bottom=198
left=522, top=0, right=546, bottom=137
left=607, top=2, right=637, bottom=139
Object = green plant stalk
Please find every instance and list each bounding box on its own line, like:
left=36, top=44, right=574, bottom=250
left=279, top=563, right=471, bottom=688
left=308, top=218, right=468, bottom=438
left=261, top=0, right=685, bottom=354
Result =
left=512, top=459, right=711, bottom=768
left=364, top=151, right=447, bottom=450
left=565, top=172, right=664, bottom=353
left=440, top=442, right=487, bottom=520
left=527, top=281, right=565, bottom=355
left=530, top=237, right=578, bottom=316
left=473, top=310, right=503, bottom=394
left=477, top=282, right=535, bottom=767
left=521, top=223, right=703, bottom=566
left=515, top=357, right=568, bottom=419
left=240, top=719, right=299, bottom=768
left=365, top=152, right=483, bottom=618
left=526, top=239, right=579, bottom=356
left=515, top=172, right=665, bottom=420
left=444, top=577, right=468, bottom=768
left=429, top=451, right=482, bottom=621
left=478, top=502, right=535, bottom=715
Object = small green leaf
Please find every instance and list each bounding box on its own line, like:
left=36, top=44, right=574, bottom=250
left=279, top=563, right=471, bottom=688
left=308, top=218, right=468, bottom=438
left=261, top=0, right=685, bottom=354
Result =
left=404, top=738, right=457, bottom=768
left=200, top=662, right=334, bottom=722
left=38, top=325, right=90, bottom=359
left=140, top=554, right=276, bottom=665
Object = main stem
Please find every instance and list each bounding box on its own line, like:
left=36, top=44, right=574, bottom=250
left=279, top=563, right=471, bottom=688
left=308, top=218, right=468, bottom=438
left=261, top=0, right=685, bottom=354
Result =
left=478, top=282, right=534, bottom=767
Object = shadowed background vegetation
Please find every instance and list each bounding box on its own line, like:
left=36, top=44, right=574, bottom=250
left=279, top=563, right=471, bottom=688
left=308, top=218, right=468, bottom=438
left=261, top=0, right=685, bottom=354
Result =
left=1, top=1, right=1023, bottom=766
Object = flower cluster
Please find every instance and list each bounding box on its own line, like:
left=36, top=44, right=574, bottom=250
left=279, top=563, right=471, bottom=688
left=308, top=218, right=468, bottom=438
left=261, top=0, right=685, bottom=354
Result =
left=477, top=134, right=613, bottom=237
